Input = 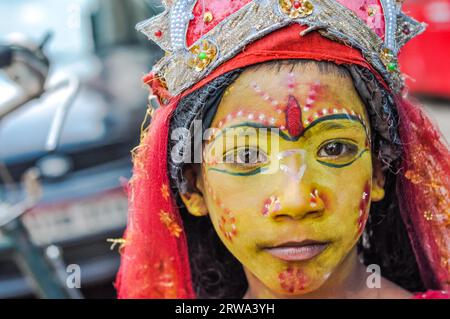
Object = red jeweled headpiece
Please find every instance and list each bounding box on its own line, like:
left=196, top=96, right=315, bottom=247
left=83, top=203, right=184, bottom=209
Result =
left=137, top=0, right=425, bottom=96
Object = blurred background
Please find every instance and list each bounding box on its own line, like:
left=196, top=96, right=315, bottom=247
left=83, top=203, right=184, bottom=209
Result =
left=0, top=0, right=448, bottom=299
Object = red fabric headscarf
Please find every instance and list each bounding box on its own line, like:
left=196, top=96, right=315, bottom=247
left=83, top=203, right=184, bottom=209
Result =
left=115, top=24, right=450, bottom=298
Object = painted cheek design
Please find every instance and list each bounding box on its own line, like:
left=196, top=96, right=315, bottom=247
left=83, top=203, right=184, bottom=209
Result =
left=218, top=208, right=238, bottom=242
left=203, top=174, right=219, bottom=205
left=279, top=266, right=309, bottom=293
left=310, top=189, right=319, bottom=207
left=357, top=181, right=371, bottom=236
left=262, top=195, right=281, bottom=216
left=203, top=170, right=238, bottom=242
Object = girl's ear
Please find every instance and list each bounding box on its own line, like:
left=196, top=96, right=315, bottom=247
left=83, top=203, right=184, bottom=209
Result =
left=371, top=157, right=386, bottom=202
left=179, top=164, right=209, bottom=217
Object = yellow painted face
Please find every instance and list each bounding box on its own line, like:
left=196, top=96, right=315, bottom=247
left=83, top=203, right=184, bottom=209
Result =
left=198, top=62, right=378, bottom=295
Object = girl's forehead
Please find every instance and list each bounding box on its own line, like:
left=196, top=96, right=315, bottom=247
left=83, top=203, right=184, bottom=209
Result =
left=231, top=63, right=355, bottom=95
left=213, top=63, right=369, bottom=130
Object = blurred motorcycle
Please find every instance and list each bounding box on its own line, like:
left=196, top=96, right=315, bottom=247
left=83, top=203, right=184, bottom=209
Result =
left=0, top=33, right=82, bottom=299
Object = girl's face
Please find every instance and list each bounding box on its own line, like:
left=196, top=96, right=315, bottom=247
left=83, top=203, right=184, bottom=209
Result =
left=183, top=63, right=385, bottom=296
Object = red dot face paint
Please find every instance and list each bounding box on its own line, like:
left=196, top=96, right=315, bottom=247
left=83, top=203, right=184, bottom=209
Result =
left=213, top=109, right=283, bottom=129
left=303, top=81, right=320, bottom=112
left=287, top=72, right=297, bottom=94
left=310, top=189, right=319, bottom=207
left=218, top=208, right=238, bottom=242
left=262, top=195, right=281, bottom=216
left=251, top=81, right=281, bottom=109
left=279, top=266, right=309, bottom=293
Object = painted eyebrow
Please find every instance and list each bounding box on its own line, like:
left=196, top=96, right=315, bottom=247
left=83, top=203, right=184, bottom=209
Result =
left=317, top=122, right=348, bottom=131
left=304, top=119, right=366, bottom=138
left=207, top=114, right=367, bottom=143
left=304, top=114, right=368, bottom=136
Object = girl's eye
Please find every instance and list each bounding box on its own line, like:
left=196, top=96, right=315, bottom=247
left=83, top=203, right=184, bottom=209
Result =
left=317, top=141, right=358, bottom=158
left=237, top=148, right=258, bottom=164
left=225, top=147, right=269, bottom=167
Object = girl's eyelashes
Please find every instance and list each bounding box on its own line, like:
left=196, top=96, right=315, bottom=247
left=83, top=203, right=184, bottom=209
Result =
left=317, top=140, right=358, bottom=159
left=224, top=146, right=269, bottom=168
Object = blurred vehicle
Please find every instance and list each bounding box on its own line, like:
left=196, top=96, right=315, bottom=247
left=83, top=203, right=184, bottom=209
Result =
left=0, top=0, right=163, bottom=298
left=399, top=0, right=450, bottom=98
left=0, top=31, right=85, bottom=299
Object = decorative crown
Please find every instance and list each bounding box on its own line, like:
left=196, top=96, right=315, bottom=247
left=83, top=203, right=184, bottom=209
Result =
left=137, top=0, right=425, bottom=96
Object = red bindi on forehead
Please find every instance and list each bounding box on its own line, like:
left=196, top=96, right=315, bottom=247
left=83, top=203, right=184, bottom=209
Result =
left=285, top=95, right=303, bottom=139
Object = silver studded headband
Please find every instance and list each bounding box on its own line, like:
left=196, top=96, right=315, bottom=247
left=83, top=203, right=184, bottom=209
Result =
left=137, top=0, right=425, bottom=96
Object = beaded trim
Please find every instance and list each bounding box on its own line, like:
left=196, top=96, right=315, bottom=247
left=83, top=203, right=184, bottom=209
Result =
left=137, top=0, right=425, bottom=96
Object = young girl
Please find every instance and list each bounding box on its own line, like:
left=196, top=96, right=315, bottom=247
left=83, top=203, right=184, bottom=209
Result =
left=115, top=0, right=450, bottom=299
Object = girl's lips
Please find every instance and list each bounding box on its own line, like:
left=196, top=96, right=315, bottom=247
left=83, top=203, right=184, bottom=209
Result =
left=264, top=241, right=329, bottom=261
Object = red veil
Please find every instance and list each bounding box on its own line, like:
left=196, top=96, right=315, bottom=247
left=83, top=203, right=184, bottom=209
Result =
left=115, top=15, right=450, bottom=299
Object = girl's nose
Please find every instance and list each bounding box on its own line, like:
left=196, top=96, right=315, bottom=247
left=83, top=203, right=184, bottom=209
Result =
left=270, top=184, right=325, bottom=221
